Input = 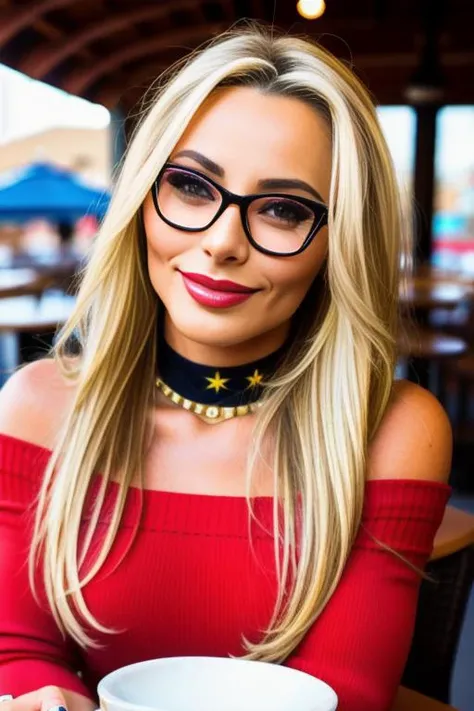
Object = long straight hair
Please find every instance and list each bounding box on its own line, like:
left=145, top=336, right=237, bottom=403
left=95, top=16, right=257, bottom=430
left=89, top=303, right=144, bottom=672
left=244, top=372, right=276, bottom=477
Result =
left=30, top=24, right=411, bottom=659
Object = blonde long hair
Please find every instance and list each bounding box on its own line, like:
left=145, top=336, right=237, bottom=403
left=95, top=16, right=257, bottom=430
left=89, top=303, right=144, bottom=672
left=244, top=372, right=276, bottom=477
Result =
left=30, top=24, right=411, bottom=661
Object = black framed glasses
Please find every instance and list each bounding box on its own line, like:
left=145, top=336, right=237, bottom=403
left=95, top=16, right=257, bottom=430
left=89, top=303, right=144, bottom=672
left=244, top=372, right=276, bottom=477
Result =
left=152, top=163, right=328, bottom=257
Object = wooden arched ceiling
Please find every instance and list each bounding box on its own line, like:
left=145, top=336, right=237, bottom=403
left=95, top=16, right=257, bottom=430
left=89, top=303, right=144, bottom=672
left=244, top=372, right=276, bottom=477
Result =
left=21, top=1, right=210, bottom=78
left=1, top=0, right=474, bottom=109
left=62, top=23, right=226, bottom=96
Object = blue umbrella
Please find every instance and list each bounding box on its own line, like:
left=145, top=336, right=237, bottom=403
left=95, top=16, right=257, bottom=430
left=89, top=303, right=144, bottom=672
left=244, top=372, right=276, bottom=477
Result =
left=0, top=161, right=110, bottom=222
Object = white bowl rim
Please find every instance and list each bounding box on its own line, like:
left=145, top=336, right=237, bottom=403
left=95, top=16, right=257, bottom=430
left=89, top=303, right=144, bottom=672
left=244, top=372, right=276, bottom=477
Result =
left=97, top=656, right=338, bottom=711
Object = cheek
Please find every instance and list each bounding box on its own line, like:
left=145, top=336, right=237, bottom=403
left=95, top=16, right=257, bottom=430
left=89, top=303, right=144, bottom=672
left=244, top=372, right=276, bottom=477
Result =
left=142, top=194, right=188, bottom=264
left=265, top=230, right=328, bottom=305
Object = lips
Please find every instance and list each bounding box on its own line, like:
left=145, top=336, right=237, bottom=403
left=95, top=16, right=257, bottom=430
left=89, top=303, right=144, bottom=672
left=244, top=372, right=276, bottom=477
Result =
left=179, top=271, right=257, bottom=293
left=179, top=271, right=258, bottom=309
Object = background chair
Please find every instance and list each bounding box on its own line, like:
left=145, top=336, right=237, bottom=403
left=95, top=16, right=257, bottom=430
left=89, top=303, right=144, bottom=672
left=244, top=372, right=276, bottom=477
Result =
left=401, top=506, right=474, bottom=704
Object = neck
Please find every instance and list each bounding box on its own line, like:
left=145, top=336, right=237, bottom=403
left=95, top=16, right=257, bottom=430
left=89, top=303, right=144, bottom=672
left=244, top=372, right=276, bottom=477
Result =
left=157, top=318, right=288, bottom=407
left=163, top=316, right=290, bottom=367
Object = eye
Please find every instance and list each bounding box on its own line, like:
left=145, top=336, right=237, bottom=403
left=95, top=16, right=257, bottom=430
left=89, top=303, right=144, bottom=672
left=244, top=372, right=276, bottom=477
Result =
left=258, top=198, right=314, bottom=227
left=164, top=169, right=217, bottom=200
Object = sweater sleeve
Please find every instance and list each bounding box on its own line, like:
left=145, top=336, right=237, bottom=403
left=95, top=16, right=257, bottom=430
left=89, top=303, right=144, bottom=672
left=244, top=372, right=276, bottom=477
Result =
left=285, top=479, right=450, bottom=711
left=0, top=434, right=94, bottom=699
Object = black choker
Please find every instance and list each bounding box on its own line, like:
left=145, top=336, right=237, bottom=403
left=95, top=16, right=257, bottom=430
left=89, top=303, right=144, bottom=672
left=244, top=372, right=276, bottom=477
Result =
left=157, top=337, right=285, bottom=408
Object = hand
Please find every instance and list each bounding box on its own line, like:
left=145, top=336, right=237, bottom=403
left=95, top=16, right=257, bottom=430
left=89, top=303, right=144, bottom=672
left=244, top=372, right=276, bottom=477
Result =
left=0, top=687, right=95, bottom=711
left=0, top=687, right=68, bottom=711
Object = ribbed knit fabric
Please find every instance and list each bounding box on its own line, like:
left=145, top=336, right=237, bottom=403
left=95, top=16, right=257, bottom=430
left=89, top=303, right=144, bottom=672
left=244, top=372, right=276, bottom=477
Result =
left=0, top=432, right=450, bottom=711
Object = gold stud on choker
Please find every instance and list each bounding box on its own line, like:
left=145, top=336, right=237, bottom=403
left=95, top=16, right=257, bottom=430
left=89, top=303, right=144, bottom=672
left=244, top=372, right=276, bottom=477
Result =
left=155, top=377, right=263, bottom=425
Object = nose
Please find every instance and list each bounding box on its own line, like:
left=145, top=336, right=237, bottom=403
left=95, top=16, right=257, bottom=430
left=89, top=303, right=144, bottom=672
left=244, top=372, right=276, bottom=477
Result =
left=199, top=204, right=250, bottom=264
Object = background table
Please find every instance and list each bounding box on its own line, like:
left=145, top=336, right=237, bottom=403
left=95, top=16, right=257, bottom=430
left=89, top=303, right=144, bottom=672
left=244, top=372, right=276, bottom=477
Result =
left=401, top=281, right=472, bottom=313
left=393, top=686, right=458, bottom=710
left=432, top=505, right=474, bottom=561
left=397, top=323, right=468, bottom=392
left=0, top=269, right=52, bottom=298
left=0, top=292, right=75, bottom=333
left=0, top=248, right=84, bottom=295
left=398, top=327, right=467, bottom=361
left=0, top=292, right=75, bottom=386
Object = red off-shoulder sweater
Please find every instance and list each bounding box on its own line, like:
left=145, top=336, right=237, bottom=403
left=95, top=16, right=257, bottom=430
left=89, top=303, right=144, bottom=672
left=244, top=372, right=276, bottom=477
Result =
left=0, top=433, right=450, bottom=711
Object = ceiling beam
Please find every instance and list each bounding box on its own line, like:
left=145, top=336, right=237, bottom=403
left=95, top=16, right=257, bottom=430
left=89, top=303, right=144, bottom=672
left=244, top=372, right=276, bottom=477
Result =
left=62, top=23, right=226, bottom=96
left=34, top=18, right=64, bottom=41
left=93, top=63, right=169, bottom=107
left=20, top=0, right=204, bottom=78
left=355, top=50, right=474, bottom=69
left=0, top=0, right=79, bottom=46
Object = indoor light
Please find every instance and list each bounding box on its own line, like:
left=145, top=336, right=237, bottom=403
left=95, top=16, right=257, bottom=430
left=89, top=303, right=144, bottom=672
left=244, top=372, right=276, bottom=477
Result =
left=297, top=0, right=326, bottom=20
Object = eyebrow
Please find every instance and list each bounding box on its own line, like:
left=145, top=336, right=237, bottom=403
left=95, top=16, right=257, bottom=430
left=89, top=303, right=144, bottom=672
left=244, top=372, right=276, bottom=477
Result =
left=171, top=149, right=326, bottom=204
left=257, top=178, right=324, bottom=203
left=173, top=150, right=224, bottom=177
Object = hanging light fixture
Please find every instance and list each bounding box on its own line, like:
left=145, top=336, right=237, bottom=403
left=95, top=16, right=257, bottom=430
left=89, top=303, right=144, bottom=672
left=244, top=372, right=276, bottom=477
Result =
left=297, top=0, right=326, bottom=20
left=404, top=0, right=445, bottom=105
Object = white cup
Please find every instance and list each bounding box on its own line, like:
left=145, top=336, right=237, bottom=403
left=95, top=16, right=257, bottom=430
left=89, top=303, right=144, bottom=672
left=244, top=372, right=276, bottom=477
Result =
left=97, top=656, right=338, bottom=711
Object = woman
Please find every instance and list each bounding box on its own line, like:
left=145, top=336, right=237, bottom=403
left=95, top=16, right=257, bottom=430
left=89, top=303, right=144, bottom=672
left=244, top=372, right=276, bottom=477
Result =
left=0, top=26, right=451, bottom=711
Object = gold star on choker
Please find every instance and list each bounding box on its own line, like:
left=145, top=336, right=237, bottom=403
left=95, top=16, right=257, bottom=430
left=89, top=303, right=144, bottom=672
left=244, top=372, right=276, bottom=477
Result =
left=246, top=369, right=264, bottom=388
left=205, top=371, right=229, bottom=393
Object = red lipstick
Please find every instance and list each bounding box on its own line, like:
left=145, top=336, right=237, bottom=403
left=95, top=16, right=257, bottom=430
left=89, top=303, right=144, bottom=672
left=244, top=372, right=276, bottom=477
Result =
left=179, top=271, right=257, bottom=309
left=180, top=272, right=256, bottom=293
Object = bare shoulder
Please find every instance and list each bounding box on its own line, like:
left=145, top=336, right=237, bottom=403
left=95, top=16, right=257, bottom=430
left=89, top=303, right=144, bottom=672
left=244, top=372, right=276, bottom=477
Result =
left=0, top=358, right=78, bottom=450
left=367, top=379, right=452, bottom=484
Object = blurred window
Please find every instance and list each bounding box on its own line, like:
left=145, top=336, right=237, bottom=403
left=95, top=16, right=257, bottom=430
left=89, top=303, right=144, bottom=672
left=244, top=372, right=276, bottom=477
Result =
left=433, top=107, right=474, bottom=273
left=377, top=106, right=417, bottom=194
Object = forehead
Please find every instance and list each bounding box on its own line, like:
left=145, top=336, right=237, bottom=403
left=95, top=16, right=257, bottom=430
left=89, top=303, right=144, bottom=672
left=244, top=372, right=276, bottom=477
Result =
left=172, top=86, right=332, bottom=196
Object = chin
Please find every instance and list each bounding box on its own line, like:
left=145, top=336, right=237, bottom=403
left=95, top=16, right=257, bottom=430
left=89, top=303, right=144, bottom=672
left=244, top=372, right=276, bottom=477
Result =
left=163, top=291, right=266, bottom=347
left=170, top=312, right=256, bottom=349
